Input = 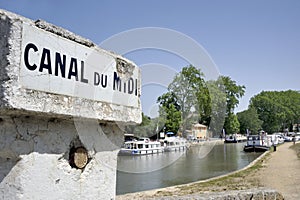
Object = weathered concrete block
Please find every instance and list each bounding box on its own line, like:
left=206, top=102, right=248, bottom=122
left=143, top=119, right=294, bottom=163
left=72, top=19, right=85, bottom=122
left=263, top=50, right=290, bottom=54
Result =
left=0, top=9, right=141, bottom=123
left=0, top=9, right=141, bottom=200
left=0, top=116, right=122, bottom=200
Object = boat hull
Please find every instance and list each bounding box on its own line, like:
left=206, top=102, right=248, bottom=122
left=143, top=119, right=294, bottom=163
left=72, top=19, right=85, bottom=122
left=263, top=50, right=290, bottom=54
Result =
left=119, top=148, right=164, bottom=156
left=224, top=139, right=238, bottom=143
left=164, top=146, right=186, bottom=152
left=243, top=145, right=270, bottom=152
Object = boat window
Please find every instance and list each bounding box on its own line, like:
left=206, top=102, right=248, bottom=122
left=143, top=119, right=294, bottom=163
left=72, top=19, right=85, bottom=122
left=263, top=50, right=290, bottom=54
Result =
left=138, top=144, right=143, bottom=149
left=145, top=144, right=149, bottom=148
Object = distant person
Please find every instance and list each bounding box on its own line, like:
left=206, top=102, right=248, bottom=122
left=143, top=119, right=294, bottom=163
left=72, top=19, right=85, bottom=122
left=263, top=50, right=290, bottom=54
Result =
left=293, top=136, right=296, bottom=145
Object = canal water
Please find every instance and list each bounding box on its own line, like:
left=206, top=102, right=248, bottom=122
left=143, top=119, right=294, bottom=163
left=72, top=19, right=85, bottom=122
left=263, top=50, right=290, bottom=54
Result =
left=116, top=142, right=262, bottom=195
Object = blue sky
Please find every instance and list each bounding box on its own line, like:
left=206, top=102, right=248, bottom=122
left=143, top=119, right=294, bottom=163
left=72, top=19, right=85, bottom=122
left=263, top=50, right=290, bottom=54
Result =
left=1, top=0, right=300, bottom=116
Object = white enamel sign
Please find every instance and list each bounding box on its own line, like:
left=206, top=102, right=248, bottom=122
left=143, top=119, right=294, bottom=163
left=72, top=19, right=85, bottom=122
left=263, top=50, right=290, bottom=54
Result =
left=20, top=23, right=140, bottom=108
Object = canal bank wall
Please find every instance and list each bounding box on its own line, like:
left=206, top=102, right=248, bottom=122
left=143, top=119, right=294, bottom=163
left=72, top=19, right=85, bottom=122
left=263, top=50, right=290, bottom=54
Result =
left=117, top=188, right=283, bottom=200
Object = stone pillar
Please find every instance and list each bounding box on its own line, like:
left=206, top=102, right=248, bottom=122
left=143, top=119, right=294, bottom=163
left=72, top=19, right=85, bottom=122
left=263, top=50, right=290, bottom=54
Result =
left=0, top=9, right=141, bottom=200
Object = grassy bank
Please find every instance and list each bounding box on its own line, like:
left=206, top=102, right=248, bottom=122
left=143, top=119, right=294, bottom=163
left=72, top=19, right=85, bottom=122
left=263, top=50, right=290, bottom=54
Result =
left=290, top=142, right=300, bottom=158
left=152, top=152, right=271, bottom=198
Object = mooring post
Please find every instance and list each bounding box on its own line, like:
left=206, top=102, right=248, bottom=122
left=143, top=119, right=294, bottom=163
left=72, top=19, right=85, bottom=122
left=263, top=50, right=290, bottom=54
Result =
left=0, top=9, right=141, bottom=200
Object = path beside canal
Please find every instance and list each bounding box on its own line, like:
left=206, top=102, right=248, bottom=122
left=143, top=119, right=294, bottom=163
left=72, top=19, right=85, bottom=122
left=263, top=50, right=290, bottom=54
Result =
left=256, top=142, right=300, bottom=200
left=117, top=141, right=300, bottom=199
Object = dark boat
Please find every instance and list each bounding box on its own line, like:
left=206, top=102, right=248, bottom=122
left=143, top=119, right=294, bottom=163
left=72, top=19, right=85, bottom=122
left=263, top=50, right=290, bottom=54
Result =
left=224, top=135, right=237, bottom=143
left=243, top=134, right=270, bottom=152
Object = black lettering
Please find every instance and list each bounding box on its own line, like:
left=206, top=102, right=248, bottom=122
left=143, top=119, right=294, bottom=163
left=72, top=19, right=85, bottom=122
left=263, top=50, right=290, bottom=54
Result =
left=94, top=72, right=100, bottom=86
left=135, top=79, right=138, bottom=96
left=39, top=48, right=52, bottom=74
left=55, top=52, right=66, bottom=78
left=101, top=74, right=107, bottom=88
left=80, top=61, right=88, bottom=83
left=68, top=58, right=78, bottom=81
left=24, top=43, right=38, bottom=71
left=128, top=78, right=134, bottom=94
left=113, top=72, right=121, bottom=91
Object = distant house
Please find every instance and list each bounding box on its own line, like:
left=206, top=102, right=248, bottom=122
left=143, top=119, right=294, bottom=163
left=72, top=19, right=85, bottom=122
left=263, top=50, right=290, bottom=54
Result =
left=192, top=123, right=207, bottom=139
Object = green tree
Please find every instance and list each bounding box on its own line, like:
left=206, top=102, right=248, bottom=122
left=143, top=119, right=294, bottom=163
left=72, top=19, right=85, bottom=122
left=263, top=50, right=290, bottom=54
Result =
left=206, top=80, right=227, bottom=136
left=167, top=65, right=206, bottom=133
left=237, top=107, right=263, bottom=134
left=125, top=113, right=157, bottom=138
left=157, top=92, right=181, bottom=134
left=158, top=104, right=181, bottom=134
left=250, top=90, right=300, bottom=133
left=221, top=76, right=245, bottom=114
left=196, top=84, right=212, bottom=126
left=224, top=113, right=240, bottom=134
left=218, top=76, right=245, bottom=134
left=157, top=92, right=180, bottom=110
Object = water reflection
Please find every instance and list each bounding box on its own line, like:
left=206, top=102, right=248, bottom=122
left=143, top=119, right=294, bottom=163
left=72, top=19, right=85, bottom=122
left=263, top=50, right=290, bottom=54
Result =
left=116, top=142, right=261, bottom=195
left=117, top=150, right=186, bottom=173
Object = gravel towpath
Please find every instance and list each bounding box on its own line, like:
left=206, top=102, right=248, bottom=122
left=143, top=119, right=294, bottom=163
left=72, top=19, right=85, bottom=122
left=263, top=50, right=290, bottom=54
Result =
left=257, top=142, right=300, bottom=200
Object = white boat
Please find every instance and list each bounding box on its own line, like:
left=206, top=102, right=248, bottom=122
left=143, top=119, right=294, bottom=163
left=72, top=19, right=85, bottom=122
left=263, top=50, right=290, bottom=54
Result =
left=119, top=138, right=164, bottom=155
left=224, top=134, right=247, bottom=143
left=269, top=133, right=285, bottom=144
left=163, top=137, right=187, bottom=152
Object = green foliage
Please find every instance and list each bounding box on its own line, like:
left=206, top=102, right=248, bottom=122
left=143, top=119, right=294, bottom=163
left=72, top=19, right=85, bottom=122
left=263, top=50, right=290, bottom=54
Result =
left=196, top=84, right=212, bottom=126
left=220, top=76, right=245, bottom=114
left=166, top=65, right=207, bottom=133
left=157, top=66, right=245, bottom=137
left=157, top=92, right=180, bottom=110
left=125, top=113, right=158, bottom=138
left=237, top=107, right=263, bottom=134
left=157, top=92, right=182, bottom=134
left=224, top=113, right=240, bottom=134
left=159, top=104, right=181, bottom=134
left=250, top=90, right=300, bottom=133
left=216, top=76, right=245, bottom=134
left=206, top=80, right=227, bottom=136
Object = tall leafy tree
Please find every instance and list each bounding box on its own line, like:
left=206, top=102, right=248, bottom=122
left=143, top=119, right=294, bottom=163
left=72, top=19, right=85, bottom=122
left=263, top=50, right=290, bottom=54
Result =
left=237, top=107, right=263, bottom=134
left=196, top=84, right=212, bottom=126
left=167, top=65, right=206, bottom=134
left=206, top=80, right=226, bottom=136
left=158, top=104, right=181, bottom=134
left=221, top=76, right=245, bottom=114
left=218, top=76, right=245, bottom=134
left=157, top=67, right=245, bottom=137
left=224, top=113, right=240, bottom=134
left=157, top=92, right=181, bottom=134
